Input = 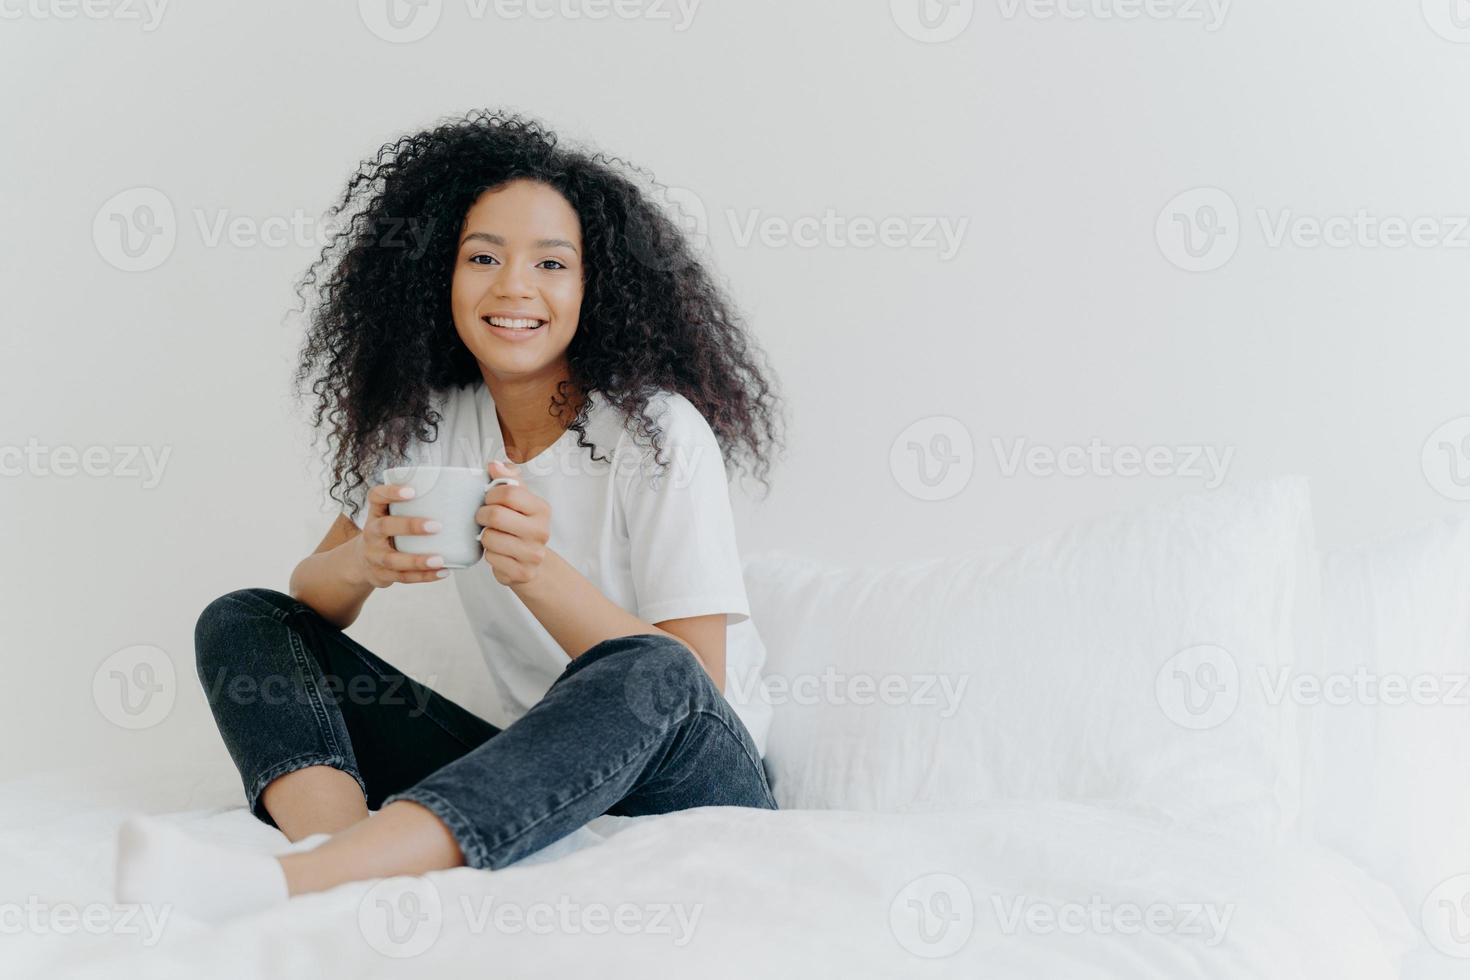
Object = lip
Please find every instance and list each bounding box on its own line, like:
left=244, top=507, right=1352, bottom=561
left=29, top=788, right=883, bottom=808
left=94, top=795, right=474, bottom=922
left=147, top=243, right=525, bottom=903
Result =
left=482, top=313, right=548, bottom=342
left=483, top=311, right=548, bottom=322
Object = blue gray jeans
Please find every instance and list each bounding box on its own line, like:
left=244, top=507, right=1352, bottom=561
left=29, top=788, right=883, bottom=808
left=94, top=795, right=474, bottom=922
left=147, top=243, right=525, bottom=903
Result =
left=194, top=587, right=777, bottom=869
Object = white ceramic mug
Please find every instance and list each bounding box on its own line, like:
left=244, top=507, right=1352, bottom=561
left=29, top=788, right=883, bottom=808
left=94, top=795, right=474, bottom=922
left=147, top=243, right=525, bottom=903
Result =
left=383, top=465, right=520, bottom=569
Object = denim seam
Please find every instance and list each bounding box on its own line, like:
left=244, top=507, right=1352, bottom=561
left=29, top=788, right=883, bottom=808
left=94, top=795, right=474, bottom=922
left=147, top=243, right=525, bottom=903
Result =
left=447, top=648, right=684, bottom=866
left=683, top=706, right=778, bottom=809
left=220, top=587, right=301, bottom=623
left=482, top=698, right=772, bottom=862
left=281, top=610, right=491, bottom=754
left=282, top=619, right=346, bottom=760
left=555, top=633, right=685, bottom=683
left=571, top=641, right=774, bottom=806
left=382, top=786, right=491, bottom=869
left=474, top=724, right=671, bottom=867
left=247, top=751, right=367, bottom=817
left=214, top=589, right=345, bottom=759
left=391, top=697, right=770, bottom=869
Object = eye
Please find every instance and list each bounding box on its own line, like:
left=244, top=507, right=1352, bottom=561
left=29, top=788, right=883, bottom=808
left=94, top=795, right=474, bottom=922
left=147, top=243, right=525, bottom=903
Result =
left=538, top=259, right=567, bottom=270
left=468, top=254, right=498, bottom=266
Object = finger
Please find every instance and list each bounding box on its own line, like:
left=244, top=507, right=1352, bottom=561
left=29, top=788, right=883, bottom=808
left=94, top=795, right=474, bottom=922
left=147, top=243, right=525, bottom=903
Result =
left=371, top=548, right=445, bottom=572
left=480, top=527, right=543, bottom=564
left=482, top=482, right=543, bottom=517
left=474, top=503, right=544, bottom=540
left=370, top=514, right=443, bottom=539
left=392, top=569, right=450, bottom=585
left=482, top=549, right=527, bottom=583
left=487, top=459, right=521, bottom=481
left=366, top=482, right=416, bottom=519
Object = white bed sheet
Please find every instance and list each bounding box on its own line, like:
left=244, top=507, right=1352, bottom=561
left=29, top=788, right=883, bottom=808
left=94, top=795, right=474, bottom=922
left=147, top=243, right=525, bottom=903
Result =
left=0, top=762, right=1422, bottom=979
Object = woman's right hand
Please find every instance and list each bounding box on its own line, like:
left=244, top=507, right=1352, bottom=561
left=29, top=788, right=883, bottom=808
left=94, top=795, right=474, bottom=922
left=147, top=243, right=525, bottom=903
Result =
left=350, top=483, right=449, bottom=588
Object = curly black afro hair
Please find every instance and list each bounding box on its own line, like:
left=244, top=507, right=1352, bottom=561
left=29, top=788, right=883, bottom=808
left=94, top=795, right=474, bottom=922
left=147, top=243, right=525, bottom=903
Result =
left=293, top=108, right=785, bottom=520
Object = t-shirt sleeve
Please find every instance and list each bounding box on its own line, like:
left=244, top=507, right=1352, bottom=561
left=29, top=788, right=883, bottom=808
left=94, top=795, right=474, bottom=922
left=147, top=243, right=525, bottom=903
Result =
left=617, top=396, right=751, bottom=627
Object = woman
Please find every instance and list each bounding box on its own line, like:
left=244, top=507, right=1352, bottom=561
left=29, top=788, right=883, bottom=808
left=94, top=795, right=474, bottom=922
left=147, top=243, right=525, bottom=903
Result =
left=116, top=109, right=785, bottom=922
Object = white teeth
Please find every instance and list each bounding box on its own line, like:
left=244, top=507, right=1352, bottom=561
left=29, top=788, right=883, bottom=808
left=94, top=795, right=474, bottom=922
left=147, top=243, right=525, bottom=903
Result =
left=487, top=316, right=544, bottom=330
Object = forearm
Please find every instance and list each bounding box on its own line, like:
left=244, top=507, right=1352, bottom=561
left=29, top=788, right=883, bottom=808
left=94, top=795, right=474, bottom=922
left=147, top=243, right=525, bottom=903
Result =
left=510, top=548, right=700, bottom=667
left=289, top=540, right=374, bottom=630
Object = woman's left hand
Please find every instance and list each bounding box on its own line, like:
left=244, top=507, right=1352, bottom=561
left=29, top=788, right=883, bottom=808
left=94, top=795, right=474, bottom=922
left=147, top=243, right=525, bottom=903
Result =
left=477, top=459, right=552, bottom=587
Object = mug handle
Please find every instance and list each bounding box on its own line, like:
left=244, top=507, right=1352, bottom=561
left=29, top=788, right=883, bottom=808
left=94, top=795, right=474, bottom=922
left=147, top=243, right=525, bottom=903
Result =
left=483, top=477, right=520, bottom=492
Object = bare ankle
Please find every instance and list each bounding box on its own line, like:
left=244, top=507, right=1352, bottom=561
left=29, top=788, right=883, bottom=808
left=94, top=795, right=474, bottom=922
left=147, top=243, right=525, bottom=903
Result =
left=261, top=764, right=370, bottom=840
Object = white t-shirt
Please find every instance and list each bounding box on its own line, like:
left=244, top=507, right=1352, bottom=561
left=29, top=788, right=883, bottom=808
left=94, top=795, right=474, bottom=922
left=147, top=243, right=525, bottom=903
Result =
left=341, top=380, right=772, bottom=756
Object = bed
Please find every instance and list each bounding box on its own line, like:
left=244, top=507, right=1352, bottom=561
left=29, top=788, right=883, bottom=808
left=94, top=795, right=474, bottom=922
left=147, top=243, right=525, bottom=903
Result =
left=4, top=477, right=1464, bottom=979
left=0, top=762, right=1417, bottom=978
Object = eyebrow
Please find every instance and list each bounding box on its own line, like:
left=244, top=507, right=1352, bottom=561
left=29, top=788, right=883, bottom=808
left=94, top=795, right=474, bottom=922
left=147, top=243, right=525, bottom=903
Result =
left=461, top=231, right=579, bottom=254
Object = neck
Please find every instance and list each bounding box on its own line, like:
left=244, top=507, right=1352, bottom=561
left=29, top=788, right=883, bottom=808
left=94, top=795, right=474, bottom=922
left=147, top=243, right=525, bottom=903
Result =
left=482, top=366, right=584, bottom=464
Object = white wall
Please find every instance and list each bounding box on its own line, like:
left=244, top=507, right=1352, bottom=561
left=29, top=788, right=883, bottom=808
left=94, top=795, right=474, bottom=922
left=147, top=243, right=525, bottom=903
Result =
left=4, top=0, right=1469, bottom=780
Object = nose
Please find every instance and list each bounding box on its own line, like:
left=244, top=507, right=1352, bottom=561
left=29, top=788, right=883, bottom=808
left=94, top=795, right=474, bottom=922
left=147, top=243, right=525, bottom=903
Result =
left=492, top=258, right=535, bottom=300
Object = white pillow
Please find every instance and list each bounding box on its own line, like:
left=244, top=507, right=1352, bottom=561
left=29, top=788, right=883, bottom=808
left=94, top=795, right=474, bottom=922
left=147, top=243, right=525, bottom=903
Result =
left=742, top=478, right=1315, bottom=840
left=1304, top=516, right=1470, bottom=922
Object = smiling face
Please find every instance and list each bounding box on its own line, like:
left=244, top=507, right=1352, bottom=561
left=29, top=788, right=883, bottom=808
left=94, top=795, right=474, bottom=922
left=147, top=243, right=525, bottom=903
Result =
left=451, top=179, right=584, bottom=385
